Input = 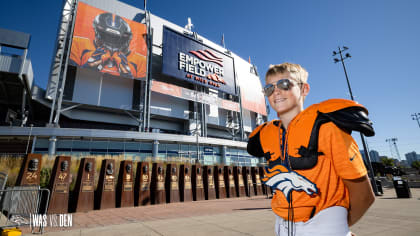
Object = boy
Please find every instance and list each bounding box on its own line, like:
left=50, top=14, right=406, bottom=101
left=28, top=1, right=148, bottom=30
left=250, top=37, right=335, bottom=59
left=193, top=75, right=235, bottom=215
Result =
left=247, top=63, right=375, bottom=235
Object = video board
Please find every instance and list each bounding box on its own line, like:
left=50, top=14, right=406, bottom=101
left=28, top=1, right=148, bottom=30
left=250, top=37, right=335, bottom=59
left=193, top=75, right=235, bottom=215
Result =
left=69, top=2, right=147, bottom=80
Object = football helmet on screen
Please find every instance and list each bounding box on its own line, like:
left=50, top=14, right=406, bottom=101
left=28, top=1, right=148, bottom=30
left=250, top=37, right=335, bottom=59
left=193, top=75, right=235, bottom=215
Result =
left=93, top=12, right=132, bottom=54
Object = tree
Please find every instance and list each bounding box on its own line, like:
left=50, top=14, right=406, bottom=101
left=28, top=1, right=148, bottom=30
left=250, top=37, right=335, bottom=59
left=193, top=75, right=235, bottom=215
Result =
left=411, top=160, right=420, bottom=170
left=380, top=157, right=395, bottom=167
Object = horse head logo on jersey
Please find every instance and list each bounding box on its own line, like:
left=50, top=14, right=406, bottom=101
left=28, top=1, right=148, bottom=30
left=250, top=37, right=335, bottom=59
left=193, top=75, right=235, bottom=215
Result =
left=262, top=165, right=318, bottom=202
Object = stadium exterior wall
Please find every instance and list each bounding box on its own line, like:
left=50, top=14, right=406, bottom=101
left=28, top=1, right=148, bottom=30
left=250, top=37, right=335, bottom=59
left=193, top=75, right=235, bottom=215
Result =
left=0, top=0, right=267, bottom=167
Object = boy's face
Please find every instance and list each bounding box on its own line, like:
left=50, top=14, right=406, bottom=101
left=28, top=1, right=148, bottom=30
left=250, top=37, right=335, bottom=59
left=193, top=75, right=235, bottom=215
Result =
left=266, top=72, right=309, bottom=117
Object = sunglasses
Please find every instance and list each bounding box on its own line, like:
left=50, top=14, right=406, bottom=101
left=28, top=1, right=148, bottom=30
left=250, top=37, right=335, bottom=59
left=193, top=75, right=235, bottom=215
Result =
left=263, top=79, right=301, bottom=96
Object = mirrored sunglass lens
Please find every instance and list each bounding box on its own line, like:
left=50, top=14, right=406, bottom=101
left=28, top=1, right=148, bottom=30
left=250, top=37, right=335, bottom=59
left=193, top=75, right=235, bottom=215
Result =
left=264, top=84, right=274, bottom=96
left=277, top=79, right=292, bottom=90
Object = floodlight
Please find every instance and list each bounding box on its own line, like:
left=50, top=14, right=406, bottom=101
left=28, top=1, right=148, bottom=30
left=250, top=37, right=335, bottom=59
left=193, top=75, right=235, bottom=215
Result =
left=332, top=51, right=337, bottom=56
left=343, top=46, right=349, bottom=50
left=334, top=58, right=340, bottom=63
left=345, top=53, right=351, bottom=58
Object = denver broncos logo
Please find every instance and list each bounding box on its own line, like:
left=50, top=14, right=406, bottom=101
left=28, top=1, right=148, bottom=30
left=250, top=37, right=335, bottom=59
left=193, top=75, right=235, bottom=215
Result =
left=262, top=165, right=318, bottom=202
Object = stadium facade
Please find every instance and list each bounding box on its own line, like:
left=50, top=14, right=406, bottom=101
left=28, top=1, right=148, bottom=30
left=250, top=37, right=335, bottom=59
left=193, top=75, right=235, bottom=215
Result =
left=0, top=0, right=267, bottom=166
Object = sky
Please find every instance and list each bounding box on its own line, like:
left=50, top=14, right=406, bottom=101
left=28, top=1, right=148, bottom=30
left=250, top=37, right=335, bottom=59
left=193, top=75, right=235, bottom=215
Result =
left=1, top=0, right=420, bottom=160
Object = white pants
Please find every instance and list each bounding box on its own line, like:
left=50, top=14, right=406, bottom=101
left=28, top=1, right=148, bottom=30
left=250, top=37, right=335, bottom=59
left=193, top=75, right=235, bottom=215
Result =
left=275, top=206, right=352, bottom=236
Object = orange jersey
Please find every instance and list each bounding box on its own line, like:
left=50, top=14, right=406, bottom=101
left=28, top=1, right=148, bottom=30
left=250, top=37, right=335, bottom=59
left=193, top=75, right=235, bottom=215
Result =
left=126, top=51, right=147, bottom=78
left=70, top=37, right=147, bottom=79
left=70, top=36, right=96, bottom=66
left=248, top=99, right=369, bottom=222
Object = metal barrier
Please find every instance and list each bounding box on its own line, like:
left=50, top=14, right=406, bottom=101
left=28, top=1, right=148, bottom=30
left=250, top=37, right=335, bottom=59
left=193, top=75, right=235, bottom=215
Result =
left=0, top=186, right=50, bottom=234
left=0, top=172, right=7, bottom=191
left=0, top=172, right=7, bottom=210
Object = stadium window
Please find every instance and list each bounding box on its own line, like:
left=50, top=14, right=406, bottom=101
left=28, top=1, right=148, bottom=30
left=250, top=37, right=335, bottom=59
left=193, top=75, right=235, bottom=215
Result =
left=140, top=142, right=152, bottom=161
left=124, top=141, right=141, bottom=153
left=178, top=144, right=189, bottom=162
left=56, top=139, right=72, bottom=153
left=73, top=139, right=91, bottom=152
left=203, top=147, right=215, bottom=165
left=157, top=143, right=166, bottom=161
left=189, top=144, right=198, bottom=163
left=33, top=138, right=49, bottom=153
left=108, top=141, right=125, bottom=155
left=213, top=146, right=222, bottom=164
left=166, top=143, right=179, bottom=161
left=89, top=140, right=108, bottom=155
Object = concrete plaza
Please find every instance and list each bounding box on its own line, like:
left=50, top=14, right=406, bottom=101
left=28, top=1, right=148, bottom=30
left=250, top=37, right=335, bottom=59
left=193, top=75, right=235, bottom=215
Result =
left=22, top=187, right=420, bottom=236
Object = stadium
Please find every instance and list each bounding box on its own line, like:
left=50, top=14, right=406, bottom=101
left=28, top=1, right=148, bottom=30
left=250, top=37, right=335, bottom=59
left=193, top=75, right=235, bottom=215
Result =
left=0, top=0, right=267, bottom=168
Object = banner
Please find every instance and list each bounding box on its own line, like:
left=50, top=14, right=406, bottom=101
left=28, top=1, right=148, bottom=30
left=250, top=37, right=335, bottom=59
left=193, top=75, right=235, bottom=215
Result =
left=151, top=80, right=239, bottom=112
left=69, top=2, right=147, bottom=80
left=162, top=27, right=236, bottom=95
left=240, top=76, right=267, bottom=116
left=236, top=60, right=267, bottom=116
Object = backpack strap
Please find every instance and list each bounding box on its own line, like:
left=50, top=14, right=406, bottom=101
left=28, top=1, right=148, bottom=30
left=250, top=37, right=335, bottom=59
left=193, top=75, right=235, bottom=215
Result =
left=289, top=106, right=375, bottom=170
left=321, top=106, right=375, bottom=137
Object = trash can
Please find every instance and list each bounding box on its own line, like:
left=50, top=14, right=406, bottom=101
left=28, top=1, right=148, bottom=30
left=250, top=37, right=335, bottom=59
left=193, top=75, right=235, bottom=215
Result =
left=375, top=179, right=383, bottom=195
left=393, top=177, right=411, bottom=198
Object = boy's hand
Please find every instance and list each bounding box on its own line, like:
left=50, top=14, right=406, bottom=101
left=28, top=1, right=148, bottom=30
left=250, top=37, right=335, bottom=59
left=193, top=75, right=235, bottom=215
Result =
left=343, top=175, right=375, bottom=226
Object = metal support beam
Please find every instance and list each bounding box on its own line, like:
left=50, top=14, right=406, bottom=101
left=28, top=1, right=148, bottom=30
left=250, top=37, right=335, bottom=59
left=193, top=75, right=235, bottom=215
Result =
left=60, top=104, right=81, bottom=113
left=201, top=87, right=206, bottom=137
left=48, top=136, right=57, bottom=156
left=221, top=145, right=227, bottom=165
left=145, top=27, right=153, bottom=132
left=152, top=140, right=159, bottom=157
left=142, top=10, right=151, bottom=132
left=47, top=0, right=78, bottom=124
left=18, top=49, right=29, bottom=126
left=31, top=136, right=37, bottom=153
left=53, top=0, right=80, bottom=126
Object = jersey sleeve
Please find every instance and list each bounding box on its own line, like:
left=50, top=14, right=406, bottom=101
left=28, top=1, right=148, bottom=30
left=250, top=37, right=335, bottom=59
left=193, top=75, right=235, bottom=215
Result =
left=323, top=123, right=367, bottom=180
left=69, top=37, right=95, bottom=66
left=247, top=122, right=267, bottom=157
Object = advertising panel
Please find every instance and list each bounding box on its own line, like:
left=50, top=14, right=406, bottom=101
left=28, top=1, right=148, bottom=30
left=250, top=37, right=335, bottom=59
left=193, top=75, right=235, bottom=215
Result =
left=236, top=59, right=267, bottom=116
left=151, top=80, right=239, bottom=112
left=69, top=2, right=147, bottom=80
left=240, top=76, right=267, bottom=116
left=162, top=27, right=236, bottom=95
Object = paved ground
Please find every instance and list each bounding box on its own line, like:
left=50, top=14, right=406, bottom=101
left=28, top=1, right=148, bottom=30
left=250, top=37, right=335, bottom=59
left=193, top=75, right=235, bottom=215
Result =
left=19, top=187, right=420, bottom=236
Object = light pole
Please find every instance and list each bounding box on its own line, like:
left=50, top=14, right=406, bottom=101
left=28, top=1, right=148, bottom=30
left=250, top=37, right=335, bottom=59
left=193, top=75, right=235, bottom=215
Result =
left=385, top=138, right=396, bottom=159
left=411, top=113, right=420, bottom=128
left=386, top=138, right=401, bottom=161
left=333, top=46, right=380, bottom=196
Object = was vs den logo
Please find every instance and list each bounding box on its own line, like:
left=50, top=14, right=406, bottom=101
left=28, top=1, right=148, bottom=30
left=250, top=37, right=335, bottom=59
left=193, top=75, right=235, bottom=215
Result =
left=30, top=214, right=72, bottom=228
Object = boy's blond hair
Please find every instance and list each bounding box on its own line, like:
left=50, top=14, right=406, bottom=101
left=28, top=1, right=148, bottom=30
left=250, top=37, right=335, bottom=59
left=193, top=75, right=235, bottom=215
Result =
left=265, top=62, right=308, bottom=84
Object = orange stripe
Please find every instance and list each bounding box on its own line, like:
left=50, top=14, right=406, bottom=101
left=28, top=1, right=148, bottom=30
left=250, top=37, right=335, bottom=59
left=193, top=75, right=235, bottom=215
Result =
left=262, top=165, right=290, bottom=181
left=267, top=164, right=289, bottom=173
